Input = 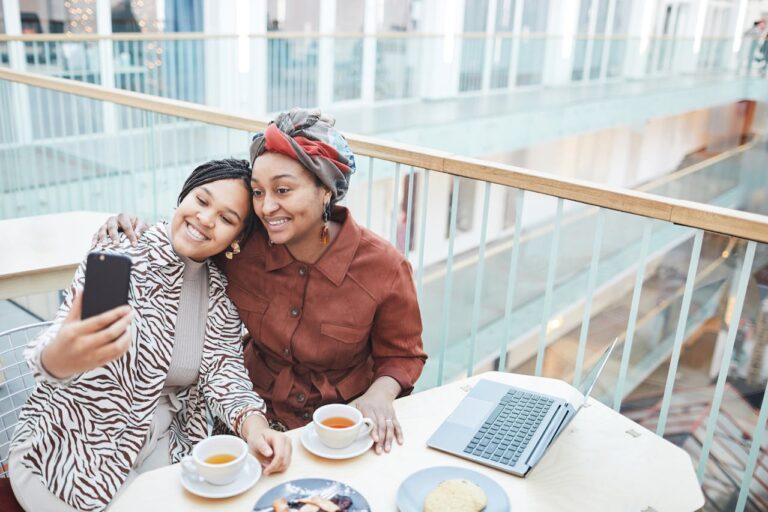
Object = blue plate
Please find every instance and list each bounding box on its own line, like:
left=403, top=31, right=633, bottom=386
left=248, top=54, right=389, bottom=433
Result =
left=397, top=466, right=511, bottom=512
left=253, top=478, right=370, bottom=511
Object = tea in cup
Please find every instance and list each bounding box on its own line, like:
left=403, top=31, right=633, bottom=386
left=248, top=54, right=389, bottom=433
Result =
left=182, top=435, right=248, bottom=485
left=312, top=404, right=374, bottom=449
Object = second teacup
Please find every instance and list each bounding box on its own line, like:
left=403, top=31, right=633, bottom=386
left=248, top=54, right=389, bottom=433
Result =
left=313, top=404, right=374, bottom=449
left=182, top=435, right=248, bottom=486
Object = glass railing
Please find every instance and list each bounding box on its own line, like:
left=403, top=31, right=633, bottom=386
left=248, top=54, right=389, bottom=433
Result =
left=1, top=69, right=767, bottom=510
left=0, top=33, right=751, bottom=115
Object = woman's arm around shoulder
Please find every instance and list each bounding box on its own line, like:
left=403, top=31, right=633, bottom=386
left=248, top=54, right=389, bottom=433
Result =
left=92, top=213, right=150, bottom=247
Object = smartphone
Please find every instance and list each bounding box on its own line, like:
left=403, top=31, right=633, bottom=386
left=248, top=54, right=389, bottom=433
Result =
left=81, top=252, right=132, bottom=319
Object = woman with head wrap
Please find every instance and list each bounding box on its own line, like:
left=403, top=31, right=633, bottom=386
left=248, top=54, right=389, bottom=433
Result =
left=96, top=108, right=427, bottom=455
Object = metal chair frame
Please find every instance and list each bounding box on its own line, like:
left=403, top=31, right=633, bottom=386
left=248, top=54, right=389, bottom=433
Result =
left=0, top=322, right=52, bottom=477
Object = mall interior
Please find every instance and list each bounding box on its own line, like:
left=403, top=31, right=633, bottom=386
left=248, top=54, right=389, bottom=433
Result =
left=0, top=0, right=768, bottom=510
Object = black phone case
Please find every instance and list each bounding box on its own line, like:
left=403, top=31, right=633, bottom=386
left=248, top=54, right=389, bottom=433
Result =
left=81, top=252, right=132, bottom=319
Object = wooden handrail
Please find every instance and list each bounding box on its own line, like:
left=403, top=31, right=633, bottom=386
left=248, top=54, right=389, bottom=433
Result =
left=0, top=67, right=765, bottom=243
left=0, top=68, right=269, bottom=132
left=0, top=32, right=729, bottom=42
left=636, top=141, right=758, bottom=193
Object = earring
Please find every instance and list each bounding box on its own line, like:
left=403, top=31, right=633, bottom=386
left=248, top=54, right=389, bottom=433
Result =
left=225, top=240, right=241, bottom=259
left=320, top=202, right=331, bottom=246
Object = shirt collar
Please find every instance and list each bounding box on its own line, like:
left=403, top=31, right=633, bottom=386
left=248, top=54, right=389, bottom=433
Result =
left=264, top=207, right=361, bottom=287
left=264, top=238, right=294, bottom=272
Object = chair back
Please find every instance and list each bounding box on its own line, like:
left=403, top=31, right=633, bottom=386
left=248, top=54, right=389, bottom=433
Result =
left=0, top=322, right=52, bottom=477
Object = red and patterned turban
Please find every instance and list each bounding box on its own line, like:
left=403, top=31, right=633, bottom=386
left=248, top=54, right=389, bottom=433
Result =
left=250, top=108, right=356, bottom=202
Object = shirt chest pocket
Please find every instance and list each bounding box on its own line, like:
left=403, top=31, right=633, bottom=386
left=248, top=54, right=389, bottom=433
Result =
left=319, top=322, right=371, bottom=368
left=228, top=287, right=269, bottom=342
left=320, top=322, right=370, bottom=344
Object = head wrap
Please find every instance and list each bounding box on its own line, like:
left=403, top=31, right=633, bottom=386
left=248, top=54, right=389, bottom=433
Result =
left=250, top=108, right=356, bottom=202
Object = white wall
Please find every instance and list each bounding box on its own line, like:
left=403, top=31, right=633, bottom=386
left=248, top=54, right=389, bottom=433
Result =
left=403, top=103, right=750, bottom=267
left=336, top=0, right=365, bottom=31
left=486, top=107, right=723, bottom=188
left=267, top=0, right=319, bottom=31
left=203, top=0, right=267, bottom=116
left=416, top=0, right=465, bottom=99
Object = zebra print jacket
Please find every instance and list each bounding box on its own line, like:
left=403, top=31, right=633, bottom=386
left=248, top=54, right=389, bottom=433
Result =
left=10, top=223, right=265, bottom=512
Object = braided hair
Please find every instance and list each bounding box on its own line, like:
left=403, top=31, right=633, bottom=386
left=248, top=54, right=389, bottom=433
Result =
left=177, top=158, right=257, bottom=244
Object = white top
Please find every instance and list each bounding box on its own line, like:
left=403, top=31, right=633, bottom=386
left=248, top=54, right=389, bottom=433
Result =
left=164, top=222, right=208, bottom=389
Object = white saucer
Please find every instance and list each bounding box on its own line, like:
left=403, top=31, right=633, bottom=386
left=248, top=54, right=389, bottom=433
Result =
left=180, top=453, right=262, bottom=499
left=300, top=425, right=374, bottom=460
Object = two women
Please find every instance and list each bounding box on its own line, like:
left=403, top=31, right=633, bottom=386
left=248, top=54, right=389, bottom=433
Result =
left=10, top=160, right=291, bottom=512
left=101, top=109, right=427, bottom=454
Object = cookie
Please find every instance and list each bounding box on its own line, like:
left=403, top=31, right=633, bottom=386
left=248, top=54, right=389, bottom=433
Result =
left=423, top=478, right=488, bottom=512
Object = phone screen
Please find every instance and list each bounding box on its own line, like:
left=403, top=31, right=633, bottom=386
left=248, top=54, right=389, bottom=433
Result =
left=81, top=252, right=132, bottom=319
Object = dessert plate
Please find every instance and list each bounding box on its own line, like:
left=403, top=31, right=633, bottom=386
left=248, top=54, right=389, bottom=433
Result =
left=397, top=466, right=510, bottom=511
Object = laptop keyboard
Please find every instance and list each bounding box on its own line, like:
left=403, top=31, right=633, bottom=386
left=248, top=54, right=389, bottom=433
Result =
left=463, top=390, right=554, bottom=467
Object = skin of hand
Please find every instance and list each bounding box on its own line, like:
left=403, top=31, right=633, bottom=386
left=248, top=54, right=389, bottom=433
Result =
left=92, top=213, right=150, bottom=247
left=350, top=376, right=403, bottom=455
left=240, top=413, right=293, bottom=475
left=41, top=290, right=133, bottom=380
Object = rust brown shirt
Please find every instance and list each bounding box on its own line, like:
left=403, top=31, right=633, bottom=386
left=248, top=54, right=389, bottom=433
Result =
left=219, top=207, right=426, bottom=429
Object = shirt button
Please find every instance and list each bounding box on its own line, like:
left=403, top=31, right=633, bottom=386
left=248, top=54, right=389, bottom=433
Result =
left=297, top=393, right=306, bottom=403
left=298, top=266, right=308, bottom=276
left=290, top=307, right=300, bottom=318
left=283, top=347, right=290, bottom=356
left=302, top=412, right=311, bottom=420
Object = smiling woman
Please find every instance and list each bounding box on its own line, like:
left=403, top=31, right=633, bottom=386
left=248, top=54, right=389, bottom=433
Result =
left=8, top=159, right=292, bottom=512
left=173, top=178, right=252, bottom=261
left=250, top=152, right=334, bottom=262
left=219, top=108, right=427, bottom=455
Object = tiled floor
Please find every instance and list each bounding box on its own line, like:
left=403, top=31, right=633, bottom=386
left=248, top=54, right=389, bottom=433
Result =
left=0, top=301, right=39, bottom=336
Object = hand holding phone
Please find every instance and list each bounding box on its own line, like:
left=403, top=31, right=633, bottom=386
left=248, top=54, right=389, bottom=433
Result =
left=40, top=252, right=134, bottom=379
left=41, top=290, right=133, bottom=379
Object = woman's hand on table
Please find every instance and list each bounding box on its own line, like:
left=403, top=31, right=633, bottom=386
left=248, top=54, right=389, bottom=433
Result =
left=92, top=213, right=150, bottom=247
left=241, top=414, right=292, bottom=475
left=41, top=290, right=133, bottom=380
left=350, top=376, right=403, bottom=455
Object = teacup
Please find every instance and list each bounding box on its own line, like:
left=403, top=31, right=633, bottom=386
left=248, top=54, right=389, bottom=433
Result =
left=181, top=435, right=248, bottom=485
left=313, top=404, right=374, bottom=449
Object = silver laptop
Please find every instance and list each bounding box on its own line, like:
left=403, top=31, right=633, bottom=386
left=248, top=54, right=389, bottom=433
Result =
left=427, top=338, right=617, bottom=477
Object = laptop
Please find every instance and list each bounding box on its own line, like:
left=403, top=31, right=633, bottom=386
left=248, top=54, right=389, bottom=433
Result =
left=427, top=338, right=617, bottom=477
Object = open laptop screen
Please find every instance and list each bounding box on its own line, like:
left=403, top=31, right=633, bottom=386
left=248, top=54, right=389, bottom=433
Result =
left=576, top=337, right=618, bottom=406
